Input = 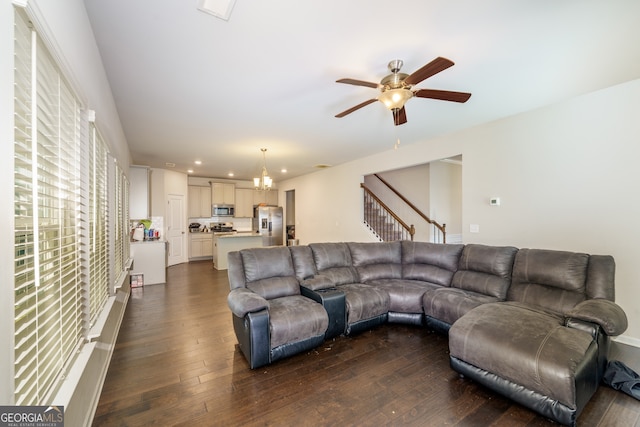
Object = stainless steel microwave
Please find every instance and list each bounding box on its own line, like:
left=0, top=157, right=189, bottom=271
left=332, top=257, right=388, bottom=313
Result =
left=212, top=204, right=234, bottom=217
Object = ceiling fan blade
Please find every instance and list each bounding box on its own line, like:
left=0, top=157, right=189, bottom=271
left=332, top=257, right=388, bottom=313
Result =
left=336, top=78, right=379, bottom=89
left=404, top=57, right=454, bottom=86
left=414, top=89, right=472, bottom=103
left=335, top=98, right=378, bottom=118
left=392, top=107, right=407, bottom=126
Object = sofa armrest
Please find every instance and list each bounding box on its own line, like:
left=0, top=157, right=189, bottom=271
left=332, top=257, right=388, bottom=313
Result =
left=301, top=274, right=335, bottom=291
left=565, top=299, right=628, bottom=336
left=232, top=310, right=271, bottom=369
left=228, top=287, right=269, bottom=318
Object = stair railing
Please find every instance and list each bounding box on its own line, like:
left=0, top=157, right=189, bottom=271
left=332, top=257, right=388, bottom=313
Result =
left=370, top=174, right=447, bottom=243
left=361, top=183, right=415, bottom=241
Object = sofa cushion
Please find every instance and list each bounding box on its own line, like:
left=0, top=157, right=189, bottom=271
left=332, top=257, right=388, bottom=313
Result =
left=337, top=283, right=390, bottom=325
left=268, top=295, right=329, bottom=349
left=310, top=242, right=352, bottom=269
left=372, top=279, right=439, bottom=313
left=586, top=255, right=616, bottom=300
left=423, top=287, right=499, bottom=325
left=310, top=243, right=359, bottom=285
left=246, top=276, right=300, bottom=300
left=315, top=266, right=357, bottom=286
left=241, top=246, right=295, bottom=281
left=240, top=247, right=299, bottom=299
left=401, top=241, right=464, bottom=286
left=452, top=244, right=518, bottom=299
left=449, top=302, right=596, bottom=409
left=348, top=241, right=402, bottom=282
left=508, top=248, right=590, bottom=315
left=289, top=245, right=317, bottom=280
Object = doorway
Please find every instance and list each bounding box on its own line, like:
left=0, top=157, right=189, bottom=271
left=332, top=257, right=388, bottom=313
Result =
left=285, top=190, right=296, bottom=245
left=167, top=194, right=187, bottom=266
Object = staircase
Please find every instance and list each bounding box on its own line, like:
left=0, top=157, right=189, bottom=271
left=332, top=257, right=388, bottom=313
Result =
left=361, top=176, right=447, bottom=243
left=362, top=185, right=415, bottom=241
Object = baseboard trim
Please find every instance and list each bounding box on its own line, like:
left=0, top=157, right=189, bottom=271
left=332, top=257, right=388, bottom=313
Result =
left=52, top=280, right=130, bottom=426
left=613, top=334, right=640, bottom=348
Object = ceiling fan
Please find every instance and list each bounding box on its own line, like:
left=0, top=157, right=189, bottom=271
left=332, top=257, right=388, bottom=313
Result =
left=335, top=57, right=471, bottom=126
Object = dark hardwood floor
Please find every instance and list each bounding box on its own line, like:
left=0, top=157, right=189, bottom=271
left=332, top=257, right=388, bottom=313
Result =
left=93, top=261, right=640, bottom=426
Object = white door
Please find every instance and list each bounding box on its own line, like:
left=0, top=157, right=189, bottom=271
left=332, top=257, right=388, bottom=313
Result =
left=167, top=194, right=187, bottom=266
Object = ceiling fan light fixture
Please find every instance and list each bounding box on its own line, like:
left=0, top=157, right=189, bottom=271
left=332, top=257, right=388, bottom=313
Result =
left=378, top=88, right=413, bottom=110
left=335, top=56, right=471, bottom=125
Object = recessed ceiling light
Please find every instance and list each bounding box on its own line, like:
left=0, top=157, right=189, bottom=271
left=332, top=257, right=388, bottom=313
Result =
left=187, top=169, right=194, bottom=174
left=194, top=160, right=202, bottom=165
left=165, top=162, right=176, bottom=168
left=281, top=169, right=287, bottom=173
left=228, top=172, right=234, bottom=177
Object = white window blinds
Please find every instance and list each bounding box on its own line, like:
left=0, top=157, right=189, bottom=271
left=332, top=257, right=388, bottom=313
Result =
left=13, top=9, right=114, bottom=406
left=89, top=124, right=110, bottom=325
left=14, top=10, right=84, bottom=405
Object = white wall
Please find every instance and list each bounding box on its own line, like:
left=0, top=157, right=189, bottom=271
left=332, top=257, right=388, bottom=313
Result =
left=279, top=79, right=640, bottom=344
left=430, top=160, right=462, bottom=240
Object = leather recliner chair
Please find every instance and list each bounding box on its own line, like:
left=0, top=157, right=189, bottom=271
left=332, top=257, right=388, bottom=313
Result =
left=448, top=248, right=628, bottom=426
left=227, top=247, right=329, bottom=369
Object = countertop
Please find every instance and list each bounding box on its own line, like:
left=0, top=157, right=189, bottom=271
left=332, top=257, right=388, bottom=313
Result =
left=217, top=232, right=261, bottom=238
left=130, top=239, right=166, bottom=244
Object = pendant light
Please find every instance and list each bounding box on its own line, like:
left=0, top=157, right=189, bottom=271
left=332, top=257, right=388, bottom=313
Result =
left=254, top=148, right=273, bottom=191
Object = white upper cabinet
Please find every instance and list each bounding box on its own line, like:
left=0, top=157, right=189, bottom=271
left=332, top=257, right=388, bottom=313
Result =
left=234, top=189, right=254, bottom=217
left=129, top=166, right=150, bottom=219
left=253, top=189, right=278, bottom=206
left=188, top=185, right=212, bottom=218
left=211, top=182, right=235, bottom=205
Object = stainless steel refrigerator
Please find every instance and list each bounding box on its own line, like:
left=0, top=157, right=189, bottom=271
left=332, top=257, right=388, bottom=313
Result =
left=255, top=206, right=283, bottom=246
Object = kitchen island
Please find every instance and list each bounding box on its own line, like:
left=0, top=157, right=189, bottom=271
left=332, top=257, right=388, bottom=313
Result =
left=213, top=232, right=263, bottom=270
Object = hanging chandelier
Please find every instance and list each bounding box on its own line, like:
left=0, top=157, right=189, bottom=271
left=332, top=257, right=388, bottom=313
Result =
left=253, top=148, right=273, bottom=191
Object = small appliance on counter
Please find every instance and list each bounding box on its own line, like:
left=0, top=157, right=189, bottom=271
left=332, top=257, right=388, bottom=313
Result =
left=189, top=222, right=201, bottom=233
left=212, top=222, right=235, bottom=233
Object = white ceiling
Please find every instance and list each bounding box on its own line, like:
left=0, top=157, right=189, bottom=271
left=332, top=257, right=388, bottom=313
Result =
left=83, top=0, right=640, bottom=182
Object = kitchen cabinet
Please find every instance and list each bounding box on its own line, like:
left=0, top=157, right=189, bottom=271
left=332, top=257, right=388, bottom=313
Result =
left=234, top=188, right=254, bottom=217
left=189, top=233, right=213, bottom=259
left=188, top=185, right=211, bottom=218
left=129, top=166, right=150, bottom=219
left=211, top=182, right=235, bottom=205
left=253, top=189, right=278, bottom=206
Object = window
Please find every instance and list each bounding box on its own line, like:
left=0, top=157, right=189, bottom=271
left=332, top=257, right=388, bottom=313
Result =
left=89, top=124, right=109, bottom=325
left=14, top=10, right=83, bottom=404
left=12, top=8, right=128, bottom=406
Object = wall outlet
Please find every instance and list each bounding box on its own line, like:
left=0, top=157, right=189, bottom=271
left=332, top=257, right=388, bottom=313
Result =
left=470, top=224, right=480, bottom=233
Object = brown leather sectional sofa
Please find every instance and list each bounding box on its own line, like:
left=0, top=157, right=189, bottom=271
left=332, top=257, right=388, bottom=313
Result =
left=227, top=241, right=628, bottom=426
